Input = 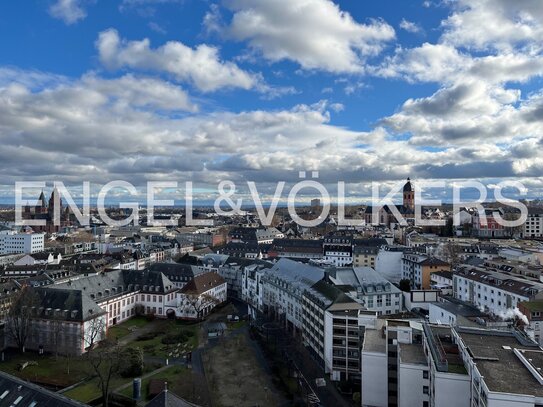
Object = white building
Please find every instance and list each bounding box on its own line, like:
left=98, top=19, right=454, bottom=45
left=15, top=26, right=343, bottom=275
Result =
left=375, top=245, right=406, bottom=284
left=0, top=231, right=44, bottom=255
left=322, top=235, right=353, bottom=266
left=165, top=272, right=227, bottom=320
left=262, top=258, right=324, bottom=335
left=430, top=271, right=453, bottom=295
left=327, top=267, right=403, bottom=316
left=523, top=207, right=543, bottom=238
left=453, top=266, right=543, bottom=316
left=241, top=262, right=273, bottom=318
left=454, top=326, right=543, bottom=407
left=362, top=321, right=470, bottom=407
left=302, top=279, right=377, bottom=382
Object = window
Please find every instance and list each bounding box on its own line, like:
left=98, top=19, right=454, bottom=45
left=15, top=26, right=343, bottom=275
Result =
left=423, top=370, right=429, bottom=379
left=423, top=386, right=429, bottom=394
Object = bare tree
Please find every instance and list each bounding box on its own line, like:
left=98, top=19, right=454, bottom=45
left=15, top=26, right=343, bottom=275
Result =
left=182, top=293, right=220, bottom=320
left=85, top=339, right=122, bottom=407
left=6, top=287, right=40, bottom=352
left=84, top=316, right=106, bottom=350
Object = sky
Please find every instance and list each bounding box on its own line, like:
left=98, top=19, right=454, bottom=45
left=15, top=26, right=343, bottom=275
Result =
left=1, top=0, right=543, bottom=205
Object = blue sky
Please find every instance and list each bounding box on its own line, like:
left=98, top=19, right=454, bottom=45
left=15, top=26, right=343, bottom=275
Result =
left=1, top=0, right=543, bottom=203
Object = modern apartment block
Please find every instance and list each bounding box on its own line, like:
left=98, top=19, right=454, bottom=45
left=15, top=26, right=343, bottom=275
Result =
left=362, top=320, right=543, bottom=407
left=302, top=279, right=377, bottom=382
left=0, top=231, right=44, bottom=255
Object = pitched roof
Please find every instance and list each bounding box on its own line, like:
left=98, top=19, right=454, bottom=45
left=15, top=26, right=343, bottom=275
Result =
left=305, top=280, right=355, bottom=309
left=180, top=272, right=225, bottom=295
left=35, top=287, right=106, bottom=322
left=145, top=389, right=200, bottom=407
left=0, top=370, right=87, bottom=406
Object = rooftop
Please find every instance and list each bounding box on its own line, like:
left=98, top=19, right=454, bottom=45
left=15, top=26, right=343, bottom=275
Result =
left=362, top=321, right=386, bottom=354
left=457, top=328, right=543, bottom=396
left=400, top=343, right=427, bottom=365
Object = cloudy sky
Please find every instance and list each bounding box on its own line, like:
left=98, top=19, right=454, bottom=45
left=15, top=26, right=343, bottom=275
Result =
left=1, top=0, right=543, bottom=204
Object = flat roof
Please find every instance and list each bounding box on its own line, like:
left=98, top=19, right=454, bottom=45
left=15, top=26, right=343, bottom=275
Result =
left=400, top=343, right=427, bottom=365
left=363, top=323, right=386, bottom=354
left=458, top=330, right=543, bottom=396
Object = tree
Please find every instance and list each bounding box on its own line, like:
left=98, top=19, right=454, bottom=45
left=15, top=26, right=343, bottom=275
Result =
left=84, top=317, right=106, bottom=350
left=119, top=347, right=144, bottom=378
left=182, top=293, right=220, bottom=320
left=399, top=279, right=411, bottom=292
left=85, top=339, right=122, bottom=407
left=6, top=287, right=40, bottom=352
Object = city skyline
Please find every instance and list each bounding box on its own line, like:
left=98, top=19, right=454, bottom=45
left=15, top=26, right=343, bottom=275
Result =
left=1, top=1, right=543, bottom=202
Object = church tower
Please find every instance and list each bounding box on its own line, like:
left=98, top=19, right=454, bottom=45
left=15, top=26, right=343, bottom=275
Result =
left=403, top=177, right=414, bottom=210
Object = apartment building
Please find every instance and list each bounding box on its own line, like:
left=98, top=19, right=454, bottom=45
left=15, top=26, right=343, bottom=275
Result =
left=328, top=267, right=403, bottom=315
left=453, top=266, right=543, bottom=315
left=323, top=235, right=353, bottom=266
left=262, top=258, right=324, bottom=335
left=402, top=253, right=450, bottom=289
left=0, top=231, right=44, bottom=255
left=302, top=280, right=376, bottom=383
left=454, top=326, right=543, bottom=407
left=522, top=207, right=543, bottom=238
left=362, top=321, right=471, bottom=407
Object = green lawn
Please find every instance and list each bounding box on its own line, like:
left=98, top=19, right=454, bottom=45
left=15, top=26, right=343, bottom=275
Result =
left=119, top=366, right=192, bottom=401
left=0, top=353, right=89, bottom=387
left=63, top=376, right=127, bottom=403
left=107, top=316, right=152, bottom=341
left=124, top=321, right=199, bottom=358
left=63, top=361, right=161, bottom=403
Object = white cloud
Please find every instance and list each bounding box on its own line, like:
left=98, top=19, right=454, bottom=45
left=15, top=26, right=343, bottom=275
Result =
left=374, top=43, right=467, bottom=83
left=96, top=28, right=258, bottom=92
left=399, top=19, right=421, bottom=33
left=218, top=0, right=395, bottom=73
left=441, top=0, right=543, bottom=52
left=2, top=67, right=541, bottom=194
left=48, top=0, right=87, bottom=25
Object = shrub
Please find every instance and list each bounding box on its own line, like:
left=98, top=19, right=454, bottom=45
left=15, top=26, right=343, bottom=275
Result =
left=161, top=331, right=189, bottom=345
left=136, top=332, right=157, bottom=341
left=119, top=348, right=144, bottom=378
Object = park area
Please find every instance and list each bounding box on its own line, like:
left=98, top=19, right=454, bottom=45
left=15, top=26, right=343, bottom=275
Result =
left=0, top=302, right=289, bottom=406
left=0, top=315, right=202, bottom=405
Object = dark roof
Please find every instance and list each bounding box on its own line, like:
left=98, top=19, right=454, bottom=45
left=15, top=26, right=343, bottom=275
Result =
left=305, top=280, right=355, bottom=309
left=34, top=287, right=106, bottom=322
left=149, top=262, right=196, bottom=278
left=528, top=207, right=543, bottom=215
left=420, top=257, right=449, bottom=267
left=31, top=252, right=54, bottom=260
left=353, top=238, right=388, bottom=247
left=219, top=242, right=261, bottom=255
left=0, top=370, right=87, bottom=406
left=403, top=177, right=412, bottom=192
left=431, top=271, right=453, bottom=280
left=145, top=389, right=199, bottom=407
